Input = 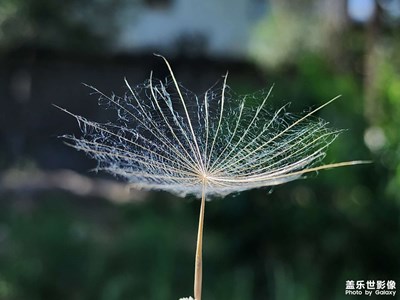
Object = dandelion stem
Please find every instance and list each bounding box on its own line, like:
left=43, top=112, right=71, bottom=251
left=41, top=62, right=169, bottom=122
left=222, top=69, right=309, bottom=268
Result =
left=194, top=179, right=206, bottom=300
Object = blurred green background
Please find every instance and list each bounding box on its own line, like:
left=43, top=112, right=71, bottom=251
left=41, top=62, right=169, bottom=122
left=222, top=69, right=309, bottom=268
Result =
left=0, top=0, right=399, bottom=299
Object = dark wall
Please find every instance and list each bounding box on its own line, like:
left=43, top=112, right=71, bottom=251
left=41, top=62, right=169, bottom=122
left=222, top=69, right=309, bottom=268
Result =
left=0, top=49, right=265, bottom=172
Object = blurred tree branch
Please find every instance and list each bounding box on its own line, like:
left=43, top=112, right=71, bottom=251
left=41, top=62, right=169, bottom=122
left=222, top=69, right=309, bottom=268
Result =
left=363, top=0, right=383, bottom=124
left=0, top=168, right=147, bottom=203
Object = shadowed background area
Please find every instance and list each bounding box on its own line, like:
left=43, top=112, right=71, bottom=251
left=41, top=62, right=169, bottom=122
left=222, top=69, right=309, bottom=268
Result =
left=0, top=0, right=399, bottom=299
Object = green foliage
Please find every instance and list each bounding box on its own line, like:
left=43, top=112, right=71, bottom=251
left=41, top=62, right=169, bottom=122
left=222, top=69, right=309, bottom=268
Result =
left=376, top=58, right=400, bottom=202
left=0, top=0, right=134, bottom=52
left=1, top=185, right=399, bottom=300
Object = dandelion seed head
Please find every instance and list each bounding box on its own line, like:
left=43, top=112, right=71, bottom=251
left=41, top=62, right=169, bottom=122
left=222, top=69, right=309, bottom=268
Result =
left=60, top=56, right=360, bottom=199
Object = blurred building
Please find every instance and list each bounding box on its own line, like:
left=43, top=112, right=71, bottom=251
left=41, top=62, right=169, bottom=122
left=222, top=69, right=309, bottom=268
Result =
left=116, top=0, right=268, bottom=58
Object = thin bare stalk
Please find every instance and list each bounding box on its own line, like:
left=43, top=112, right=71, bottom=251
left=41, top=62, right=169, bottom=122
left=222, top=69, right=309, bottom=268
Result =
left=194, top=179, right=207, bottom=300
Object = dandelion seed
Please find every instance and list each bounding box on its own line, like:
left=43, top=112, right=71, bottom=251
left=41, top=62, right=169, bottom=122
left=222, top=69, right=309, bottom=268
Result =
left=58, top=55, right=368, bottom=300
